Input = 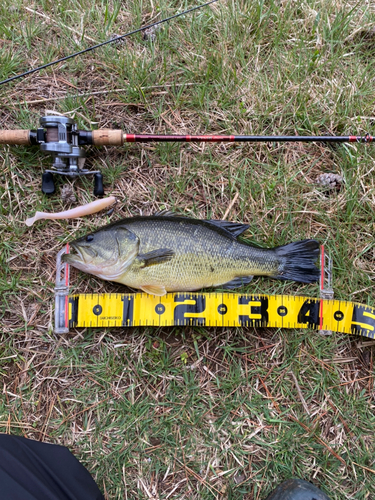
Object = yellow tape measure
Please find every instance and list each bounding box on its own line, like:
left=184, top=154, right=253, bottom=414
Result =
left=65, top=292, right=375, bottom=338
left=54, top=246, right=374, bottom=338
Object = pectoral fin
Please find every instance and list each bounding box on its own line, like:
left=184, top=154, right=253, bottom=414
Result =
left=140, top=284, right=167, bottom=296
left=138, top=248, right=174, bottom=268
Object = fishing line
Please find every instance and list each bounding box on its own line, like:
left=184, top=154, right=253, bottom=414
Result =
left=0, top=0, right=219, bottom=86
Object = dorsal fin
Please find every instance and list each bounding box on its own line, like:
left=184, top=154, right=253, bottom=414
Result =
left=206, top=219, right=250, bottom=238
left=153, top=209, right=179, bottom=217
left=151, top=211, right=250, bottom=238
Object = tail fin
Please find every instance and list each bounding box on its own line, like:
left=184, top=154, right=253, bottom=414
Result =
left=274, top=239, right=320, bottom=283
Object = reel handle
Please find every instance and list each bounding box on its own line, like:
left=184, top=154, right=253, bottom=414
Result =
left=0, top=129, right=31, bottom=145
left=93, top=172, right=104, bottom=196
left=41, top=172, right=55, bottom=195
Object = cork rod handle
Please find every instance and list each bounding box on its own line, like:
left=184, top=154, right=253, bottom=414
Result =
left=0, top=130, right=31, bottom=145
left=91, top=129, right=124, bottom=146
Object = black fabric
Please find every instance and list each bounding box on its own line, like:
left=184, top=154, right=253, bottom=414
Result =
left=265, top=478, right=332, bottom=500
left=0, top=434, right=104, bottom=500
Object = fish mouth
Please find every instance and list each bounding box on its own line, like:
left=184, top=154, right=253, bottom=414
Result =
left=62, top=243, right=96, bottom=264
left=69, top=243, right=82, bottom=260
left=69, top=243, right=98, bottom=263
left=63, top=243, right=84, bottom=264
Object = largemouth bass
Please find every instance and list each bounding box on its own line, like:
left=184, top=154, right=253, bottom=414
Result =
left=62, top=214, right=320, bottom=295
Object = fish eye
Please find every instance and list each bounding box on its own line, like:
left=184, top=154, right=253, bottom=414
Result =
left=86, top=234, right=94, bottom=242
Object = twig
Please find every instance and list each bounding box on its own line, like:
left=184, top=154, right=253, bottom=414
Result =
left=165, top=478, right=187, bottom=499
left=40, top=395, right=56, bottom=441
left=289, top=371, right=310, bottom=416
left=352, top=462, right=375, bottom=475
left=138, top=478, right=158, bottom=499
left=369, top=346, right=374, bottom=396
left=357, top=340, right=375, bottom=347
left=301, top=347, right=335, bottom=373
left=326, top=397, right=354, bottom=438
left=288, top=414, right=346, bottom=466
left=203, top=365, right=219, bottom=381
left=258, top=375, right=281, bottom=414
left=0, top=421, right=35, bottom=430
left=174, top=457, right=221, bottom=495
left=328, top=375, right=373, bottom=389
left=223, top=192, right=239, bottom=220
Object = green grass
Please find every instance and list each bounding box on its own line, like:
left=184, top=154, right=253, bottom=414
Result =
left=0, top=0, right=375, bottom=499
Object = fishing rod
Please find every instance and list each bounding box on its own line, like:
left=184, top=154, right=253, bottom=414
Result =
left=0, top=115, right=372, bottom=195
left=0, top=1, right=372, bottom=194
left=0, top=0, right=219, bottom=86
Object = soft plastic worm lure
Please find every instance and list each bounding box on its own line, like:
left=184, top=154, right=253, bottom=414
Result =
left=25, top=196, right=116, bottom=226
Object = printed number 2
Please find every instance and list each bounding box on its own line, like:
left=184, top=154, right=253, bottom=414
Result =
left=173, top=294, right=206, bottom=326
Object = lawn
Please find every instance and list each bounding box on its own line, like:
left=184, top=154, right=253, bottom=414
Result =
left=0, top=0, right=374, bottom=498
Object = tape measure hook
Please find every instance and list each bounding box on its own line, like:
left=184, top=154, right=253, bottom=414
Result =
left=319, top=245, right=334, bottom=336
left=54, top=245, right=70, bottom=334
left=320, top=246, right=334, bottom=300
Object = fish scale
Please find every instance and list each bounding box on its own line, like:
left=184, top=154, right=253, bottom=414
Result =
left=116, top=217, right=278, bottom=292
left=63, top=215, right=320, bottom=295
